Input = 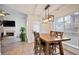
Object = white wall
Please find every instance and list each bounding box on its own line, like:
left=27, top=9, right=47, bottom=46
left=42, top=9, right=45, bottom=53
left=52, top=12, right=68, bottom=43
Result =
left=2, top=5, right=27, bottom=42
left=27, top=14, right=53, bottom=43
left=27, top=15, right=40, bottom=43
left=0, top=5, right=3, bottom=37
left=40, top=22, right=52, bottom=33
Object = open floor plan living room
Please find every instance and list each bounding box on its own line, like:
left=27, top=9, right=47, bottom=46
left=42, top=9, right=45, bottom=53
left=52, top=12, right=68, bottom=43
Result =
left=0, top=4, right=79, bottom=55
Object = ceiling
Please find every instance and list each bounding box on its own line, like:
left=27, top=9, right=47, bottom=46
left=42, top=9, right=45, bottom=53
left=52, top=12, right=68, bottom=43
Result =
left=4, top=4, right=79, bottom=18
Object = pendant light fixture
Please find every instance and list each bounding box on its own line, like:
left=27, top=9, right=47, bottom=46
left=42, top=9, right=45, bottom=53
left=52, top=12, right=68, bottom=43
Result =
left=42, top=5, right=54, bottom=23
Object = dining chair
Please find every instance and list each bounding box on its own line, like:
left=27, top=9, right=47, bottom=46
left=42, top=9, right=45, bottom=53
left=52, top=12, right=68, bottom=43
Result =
left=50, top=31, right=55, bottom=36
left=49, top=31, right=57, bottom=54
left=33, top=32, right=45, bottom=55
left=49, top=31, right=63, bottom=55
left=55, top=32, right=63, bottom=38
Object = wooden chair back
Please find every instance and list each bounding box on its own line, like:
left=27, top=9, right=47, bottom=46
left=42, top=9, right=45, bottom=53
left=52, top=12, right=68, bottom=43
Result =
left=34, top=32, right=41, bottom=46
left=50, top=31, right=63, bottom=38
left=55, top=32, right=63, bottom=38
left=50, top=31, right=56, bottom=37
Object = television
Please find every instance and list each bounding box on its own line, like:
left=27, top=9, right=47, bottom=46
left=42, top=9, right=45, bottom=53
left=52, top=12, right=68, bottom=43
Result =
left=3, top=20, right=15, bottom=27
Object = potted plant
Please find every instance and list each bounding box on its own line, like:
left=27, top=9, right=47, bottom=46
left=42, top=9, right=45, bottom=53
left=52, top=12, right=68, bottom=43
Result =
left=20, top=27, right=26, bottom=42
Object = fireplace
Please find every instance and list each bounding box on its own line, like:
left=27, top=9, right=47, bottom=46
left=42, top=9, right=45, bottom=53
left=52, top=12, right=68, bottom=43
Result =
left=6, top=32, right=14, bottom=36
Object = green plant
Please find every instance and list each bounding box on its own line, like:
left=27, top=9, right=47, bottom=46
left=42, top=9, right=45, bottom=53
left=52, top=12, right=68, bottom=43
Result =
left=20, top=27, right=26, bottom=42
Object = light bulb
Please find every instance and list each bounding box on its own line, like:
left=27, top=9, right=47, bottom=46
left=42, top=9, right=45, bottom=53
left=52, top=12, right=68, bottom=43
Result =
left=0, top=13, right=5, bottom=16
left=49, top=18, right=52, bottom=21
left=43, top=19, right=48, bottom=23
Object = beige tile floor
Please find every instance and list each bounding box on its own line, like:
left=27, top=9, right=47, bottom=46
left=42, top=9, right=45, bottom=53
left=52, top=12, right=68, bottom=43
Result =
left=1, top=42, right=76, bottom=55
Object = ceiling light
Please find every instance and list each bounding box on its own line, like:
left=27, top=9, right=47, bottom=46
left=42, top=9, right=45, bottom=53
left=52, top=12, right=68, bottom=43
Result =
left=0, top=10, right=10, bottom=17
left=42, top=5, right=54, bottom=23
left=0, top=10, right=10, bottom=26
left=0, top=13, right=5, bottom=16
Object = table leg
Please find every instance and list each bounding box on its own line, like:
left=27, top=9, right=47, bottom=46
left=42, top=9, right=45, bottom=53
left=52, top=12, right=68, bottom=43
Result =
left=58, top=41, right=64, bottom=55
left=45, top=42, right=49, bottom=55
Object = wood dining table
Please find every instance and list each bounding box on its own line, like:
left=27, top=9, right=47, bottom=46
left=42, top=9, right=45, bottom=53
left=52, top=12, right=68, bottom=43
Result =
left=40, top=34, right=71, bottom=55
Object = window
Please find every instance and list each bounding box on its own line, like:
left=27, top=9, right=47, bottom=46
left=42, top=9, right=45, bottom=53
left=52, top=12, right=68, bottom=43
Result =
left=53, top=17, right=64, bottom=32
left=64, top=12, right=79, bottom=48
left=52, top=12, right=79, bottom=48
left=32, top=21, right=40, bottom=32
left=65, top=15, right=71, bottom=24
